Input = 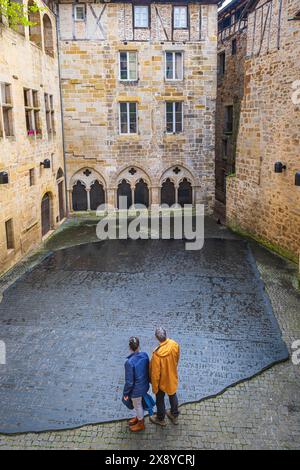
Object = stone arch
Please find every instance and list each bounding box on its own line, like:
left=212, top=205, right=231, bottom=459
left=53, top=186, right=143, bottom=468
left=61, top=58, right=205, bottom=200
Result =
left=115, top=166, right=152, bottom=208
left=117, top=179, right=132, bottom=209
left=28, top=1, right=42, bottom=48
left=160, top=165, right=195, bottom=206
left=43, top=13, right=54, bottom=57
left=114, top=165, right=152, bottom=188
left=134, top=179, right=149, bottom=208
left=70, top=168, right=106, bottom=212
left=178, top=178, right=193, bottom=206
left=41, top=191, right=53, bottom=236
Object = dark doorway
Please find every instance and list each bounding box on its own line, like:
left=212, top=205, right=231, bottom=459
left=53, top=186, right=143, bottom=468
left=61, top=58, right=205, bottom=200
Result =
left=58, top=181, right=65, bottom=221
left=72, top=181, right=87, bottom=211
left=117, top=179, right=132, bottom=209
left=134, top=179, right=149, bottom=207
left=90, top=181, right=105, bottom=210
left=41, top=193, right=51, bottom=236
left=178, top=178, right=193, bottom=206
left=161, top=178, right=175, bottom=206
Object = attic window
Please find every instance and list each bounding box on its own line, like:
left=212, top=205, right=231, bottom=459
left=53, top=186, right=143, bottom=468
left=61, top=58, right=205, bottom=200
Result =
left=74, top=4, right=86, bottom=22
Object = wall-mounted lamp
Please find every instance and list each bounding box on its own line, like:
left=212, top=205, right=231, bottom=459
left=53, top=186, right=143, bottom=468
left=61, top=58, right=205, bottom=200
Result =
left=0, top=171, right=9, bottom=184
left=295, top=171, right=300, bottom=187
left=40, top=159, right=51, bottom=169
left=274, top=161, right=287, bottom=173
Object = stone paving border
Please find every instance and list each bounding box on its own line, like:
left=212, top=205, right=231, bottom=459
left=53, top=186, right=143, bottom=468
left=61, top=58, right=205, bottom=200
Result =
left=0, top=218, right=299, bottom=449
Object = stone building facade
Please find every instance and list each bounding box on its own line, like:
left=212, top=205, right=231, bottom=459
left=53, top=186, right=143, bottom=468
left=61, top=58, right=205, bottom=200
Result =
left=226, top=0, right=300, bottom=262
left=57, top=0, right=218, bottom=212
left=0, top=1, right=66, bottom=275
left=215, top=0, right=248, bottom=220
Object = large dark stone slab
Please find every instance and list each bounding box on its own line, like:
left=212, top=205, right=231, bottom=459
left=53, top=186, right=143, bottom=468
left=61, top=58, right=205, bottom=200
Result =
left=0, top=239, right=288, bottom=433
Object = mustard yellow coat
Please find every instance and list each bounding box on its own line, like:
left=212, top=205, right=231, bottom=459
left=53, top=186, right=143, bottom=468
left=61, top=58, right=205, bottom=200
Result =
left=150, top=339, right=180, bottom=395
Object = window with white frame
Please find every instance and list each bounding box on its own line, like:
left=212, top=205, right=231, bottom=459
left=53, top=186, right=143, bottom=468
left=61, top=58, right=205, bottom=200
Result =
left=119, top=51, right=138, bottom=81
left=165, top=51, right=183, bottom=80
left=173, top=6, right=188, bottom=29
left=119, top=102, right=137, bottom=134
left=74, top=4, right=86, bottom=21
left=134, top=5, right=149, bottom=28
left=0, top=83, right=14, bottom=138
left=166, top=102, right=183, bottom=133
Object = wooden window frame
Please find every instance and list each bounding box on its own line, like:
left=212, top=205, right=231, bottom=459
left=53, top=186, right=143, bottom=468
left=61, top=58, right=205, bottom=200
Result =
left=5, top=218, right=14, bottom=251
left=44, top=93, right=55, bottom=138
left=0, top=83, right=14, bottom=139
left=24, top=88, right=42, bottom=138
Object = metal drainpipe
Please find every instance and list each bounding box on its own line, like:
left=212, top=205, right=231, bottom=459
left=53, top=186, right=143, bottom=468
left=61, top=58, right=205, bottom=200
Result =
left=55, top=5, right=69, bottom=218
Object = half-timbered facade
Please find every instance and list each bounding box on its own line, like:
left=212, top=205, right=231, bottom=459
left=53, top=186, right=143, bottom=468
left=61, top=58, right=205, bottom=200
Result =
left=57, top=1, right=219, bottom=211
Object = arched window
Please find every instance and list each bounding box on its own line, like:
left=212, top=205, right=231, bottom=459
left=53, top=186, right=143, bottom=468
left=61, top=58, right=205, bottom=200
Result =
left=41, top=192, right=52, bottom=236
left=9, top=0, right=25, bottom=35
left=134, top=179, right=149, bottom=207
left=43, top=14, right=54, bottom=56
left=56, top=168, right=64, bottom=180
left=28, top=1, right=42, bottom=48
left=56, top=168, right=65, bottom=221
left=90, top=181, right=105, bottom=210
left=72, top=181, right=87, bottom=211
left=117, top=179, right=132, bottom=209
left=161, top=178, right=175, bottom=206
left=178, top=178, right=192, bottom=206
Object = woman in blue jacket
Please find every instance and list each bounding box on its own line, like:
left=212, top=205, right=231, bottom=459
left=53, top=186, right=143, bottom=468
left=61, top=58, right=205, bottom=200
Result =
left=123, top=336, right=150, bottom=432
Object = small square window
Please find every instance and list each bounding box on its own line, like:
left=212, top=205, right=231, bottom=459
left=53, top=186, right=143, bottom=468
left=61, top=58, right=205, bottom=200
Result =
left=173, top=6, right=188, bottom=29
left=134, top=5, right=149, bottom=28
left=74, top=4, right=86, bottom=22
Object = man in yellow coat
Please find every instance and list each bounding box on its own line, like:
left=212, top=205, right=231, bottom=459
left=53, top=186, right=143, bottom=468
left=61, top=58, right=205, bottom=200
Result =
left=149, top=327, right=180, bottom=426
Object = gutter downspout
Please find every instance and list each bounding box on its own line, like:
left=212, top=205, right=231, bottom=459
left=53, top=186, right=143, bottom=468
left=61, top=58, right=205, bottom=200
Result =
left=55, top=4, right=69, bottom=218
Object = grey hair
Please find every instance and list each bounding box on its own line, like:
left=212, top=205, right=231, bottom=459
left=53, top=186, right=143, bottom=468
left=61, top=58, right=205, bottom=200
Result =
left=155, top=327, right=167, bottom=342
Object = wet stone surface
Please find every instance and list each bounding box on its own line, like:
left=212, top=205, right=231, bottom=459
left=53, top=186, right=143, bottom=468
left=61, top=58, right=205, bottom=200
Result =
left=0, top=239, right=288, bottom=434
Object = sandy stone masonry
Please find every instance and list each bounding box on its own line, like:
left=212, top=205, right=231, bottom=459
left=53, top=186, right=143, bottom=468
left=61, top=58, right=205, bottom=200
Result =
left=58, top=1, right=218, bottom=211
left=226, top=0, right=300, bottom=265
left=0, top=1, right=66, bottom=275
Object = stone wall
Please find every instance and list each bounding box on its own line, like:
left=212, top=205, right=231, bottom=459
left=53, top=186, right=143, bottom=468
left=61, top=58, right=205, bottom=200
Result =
left=0, top=2, right=65, bottom=275
left=226, top=0, right=300, bottom=262
left=58, top=1, right=218, bottom=211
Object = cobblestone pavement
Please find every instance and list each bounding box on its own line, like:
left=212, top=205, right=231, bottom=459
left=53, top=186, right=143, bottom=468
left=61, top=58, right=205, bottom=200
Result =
left=0, top=218, right=299, bottom=449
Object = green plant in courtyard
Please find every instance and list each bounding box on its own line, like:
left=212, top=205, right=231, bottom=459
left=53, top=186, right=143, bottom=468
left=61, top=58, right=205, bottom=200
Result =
left=0, top=0, right=42, bottom=30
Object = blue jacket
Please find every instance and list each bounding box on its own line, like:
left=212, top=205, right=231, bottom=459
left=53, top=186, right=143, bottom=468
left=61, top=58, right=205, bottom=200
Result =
left=123, top=352, right=150, bottom=399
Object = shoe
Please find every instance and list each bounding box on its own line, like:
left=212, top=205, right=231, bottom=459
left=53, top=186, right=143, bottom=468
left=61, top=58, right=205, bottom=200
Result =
left=166, top=410, right=179, bottom=425
left=128, top=417, right=138, bottom=426
left=130, top=419, right=145, bottom=432
left=149, top=415, right=167, bottom=427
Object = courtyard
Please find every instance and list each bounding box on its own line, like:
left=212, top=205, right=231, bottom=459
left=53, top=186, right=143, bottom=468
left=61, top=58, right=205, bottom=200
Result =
left=0, top=217, right=299, bottom=449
